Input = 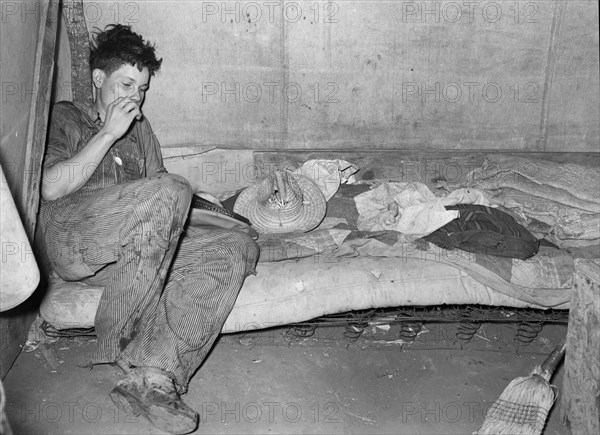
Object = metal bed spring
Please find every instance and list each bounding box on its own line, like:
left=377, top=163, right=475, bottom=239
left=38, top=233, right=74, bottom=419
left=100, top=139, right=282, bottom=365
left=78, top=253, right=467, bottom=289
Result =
left=283, top=305, right=569, bottom=345
left=41, top=305, right=569, bottom=345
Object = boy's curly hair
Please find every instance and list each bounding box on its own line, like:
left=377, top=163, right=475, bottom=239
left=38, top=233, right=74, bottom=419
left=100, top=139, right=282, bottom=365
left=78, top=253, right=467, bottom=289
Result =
left=90, top=24, right=162, bottom=77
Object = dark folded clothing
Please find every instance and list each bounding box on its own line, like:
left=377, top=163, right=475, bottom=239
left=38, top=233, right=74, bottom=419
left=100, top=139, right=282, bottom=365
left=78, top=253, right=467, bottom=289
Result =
left=423, top=204, right=540, bottom=260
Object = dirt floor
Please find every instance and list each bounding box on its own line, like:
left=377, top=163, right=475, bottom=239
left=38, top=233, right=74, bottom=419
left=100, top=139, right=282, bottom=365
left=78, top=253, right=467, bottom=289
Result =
left=3, top=318, right=569, bottom=434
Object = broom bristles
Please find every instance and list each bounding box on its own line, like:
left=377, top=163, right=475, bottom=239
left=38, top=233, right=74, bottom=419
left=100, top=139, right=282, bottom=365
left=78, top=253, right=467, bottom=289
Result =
left=477, top=366, right=557, bottom=435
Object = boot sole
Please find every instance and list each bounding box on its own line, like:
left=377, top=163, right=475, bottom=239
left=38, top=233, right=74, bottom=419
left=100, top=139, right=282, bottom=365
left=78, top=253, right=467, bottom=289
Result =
left=110, top=385, right=198, bottom=434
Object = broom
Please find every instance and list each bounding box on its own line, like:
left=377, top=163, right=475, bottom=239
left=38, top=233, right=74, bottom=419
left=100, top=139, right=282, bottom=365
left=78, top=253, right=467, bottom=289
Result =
left=477, top=334, right=567, bottom=435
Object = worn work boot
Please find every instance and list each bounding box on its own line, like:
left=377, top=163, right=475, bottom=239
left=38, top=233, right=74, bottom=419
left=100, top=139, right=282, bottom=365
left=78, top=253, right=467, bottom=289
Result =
left=109, top=367, right=198, bottom=434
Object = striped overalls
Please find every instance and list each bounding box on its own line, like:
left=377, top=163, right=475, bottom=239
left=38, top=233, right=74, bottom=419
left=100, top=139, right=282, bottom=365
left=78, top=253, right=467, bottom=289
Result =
left=37, top=101, right=259, bottom=391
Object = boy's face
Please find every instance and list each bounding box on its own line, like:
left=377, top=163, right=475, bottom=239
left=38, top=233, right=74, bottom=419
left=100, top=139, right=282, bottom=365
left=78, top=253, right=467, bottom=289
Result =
left=92, top=63, right=150, bottom=117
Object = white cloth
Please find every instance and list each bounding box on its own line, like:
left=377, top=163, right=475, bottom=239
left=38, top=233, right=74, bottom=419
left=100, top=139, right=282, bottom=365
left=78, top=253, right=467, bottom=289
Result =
left=441, top=187, right=492, bottom=207
left=354, top=182, right=490, bottom=236
left=294, top=159, right=359, bottom=201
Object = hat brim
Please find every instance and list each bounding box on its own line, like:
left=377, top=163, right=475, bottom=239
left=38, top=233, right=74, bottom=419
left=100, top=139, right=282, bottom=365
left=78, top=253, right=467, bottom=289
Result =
left=234, top=173, right=327, bottom=234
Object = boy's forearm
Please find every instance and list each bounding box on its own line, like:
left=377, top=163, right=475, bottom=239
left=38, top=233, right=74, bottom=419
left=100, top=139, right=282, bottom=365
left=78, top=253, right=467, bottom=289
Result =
left=41, top=131, right=117, bottom=201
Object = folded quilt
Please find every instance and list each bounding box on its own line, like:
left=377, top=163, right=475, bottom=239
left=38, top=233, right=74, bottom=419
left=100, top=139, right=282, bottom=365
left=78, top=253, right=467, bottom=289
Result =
left=469, top=172, right=599, bottom=213
left=493, top=188, right=600, bottom=244
left=468, top=154, right=600, bottom=206
left=466, top=154, right=600, bottom=248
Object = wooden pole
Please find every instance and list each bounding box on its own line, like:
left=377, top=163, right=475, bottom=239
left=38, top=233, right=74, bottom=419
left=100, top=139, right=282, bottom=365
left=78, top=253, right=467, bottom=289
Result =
left=21, top=0, right=60, bottom=239
left=62, top=0, right=93, bottom=106
left=562, top=259, right=600, bottom=433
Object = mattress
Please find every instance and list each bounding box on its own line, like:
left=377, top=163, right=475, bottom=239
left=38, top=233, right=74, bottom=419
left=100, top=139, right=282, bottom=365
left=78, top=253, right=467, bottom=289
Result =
left=40, top=240, right=573, bottom=333
left=39, top=182, right=577, bottom=332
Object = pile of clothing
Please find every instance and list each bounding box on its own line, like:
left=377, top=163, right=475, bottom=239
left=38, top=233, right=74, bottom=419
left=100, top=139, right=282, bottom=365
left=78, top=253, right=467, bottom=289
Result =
left=231, top=154, right=599, bottom=262
left=352, top=180, right=540, bottom=260
left=464, top=155, right=600, bottom=248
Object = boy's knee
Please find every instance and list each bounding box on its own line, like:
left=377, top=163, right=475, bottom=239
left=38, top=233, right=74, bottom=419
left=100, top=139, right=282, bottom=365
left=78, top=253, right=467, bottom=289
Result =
left=127, top=175, right=192, bottom=236
left=146, top=174, right=193, bottom=218
left=153, top=173, right=192, bottom=202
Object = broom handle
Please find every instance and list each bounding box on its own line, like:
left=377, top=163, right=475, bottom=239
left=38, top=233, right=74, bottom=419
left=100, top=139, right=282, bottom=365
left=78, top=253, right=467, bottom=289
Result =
left=540, top=334, right=567, bottom=375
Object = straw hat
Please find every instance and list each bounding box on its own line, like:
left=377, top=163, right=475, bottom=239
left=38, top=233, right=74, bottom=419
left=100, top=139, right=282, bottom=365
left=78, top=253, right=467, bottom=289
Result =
left=233, top=170, right=327, bottom=234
